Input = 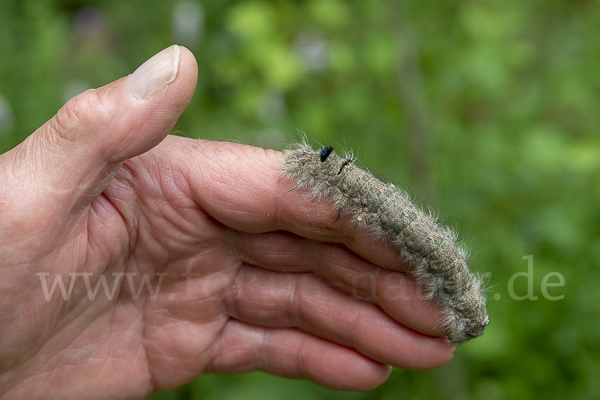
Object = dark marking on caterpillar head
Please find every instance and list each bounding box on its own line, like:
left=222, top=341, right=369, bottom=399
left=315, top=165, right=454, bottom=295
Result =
left=319, top=146, right=334, bottom=162
left=337, top=159, right=353, bottom=175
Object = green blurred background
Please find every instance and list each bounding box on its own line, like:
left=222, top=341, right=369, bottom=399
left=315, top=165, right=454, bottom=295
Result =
left=1, top=0, right=598, bottom=399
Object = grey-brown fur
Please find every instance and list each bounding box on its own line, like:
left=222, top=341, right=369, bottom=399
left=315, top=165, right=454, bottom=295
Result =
left=284, top=142, right=489, bottom=343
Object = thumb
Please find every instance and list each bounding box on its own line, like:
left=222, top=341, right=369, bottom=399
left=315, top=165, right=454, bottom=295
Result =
left=10, top=45, right=197, bottom=210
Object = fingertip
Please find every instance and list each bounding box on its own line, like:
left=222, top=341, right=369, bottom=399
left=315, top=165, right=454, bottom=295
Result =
left=406, top=336, right=456, bottom=370
left=177, top=45, right=199, bottom=87
left=308, top=348, right=392, bottom=391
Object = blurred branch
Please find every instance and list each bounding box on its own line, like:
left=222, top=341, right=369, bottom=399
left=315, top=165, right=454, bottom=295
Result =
left=391, top=1, right=434, bottom=202
left=392, top=3, right=467, bottom=398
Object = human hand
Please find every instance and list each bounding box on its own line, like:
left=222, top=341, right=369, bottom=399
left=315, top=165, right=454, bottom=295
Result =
left=0, top=45, right=454, bottom=399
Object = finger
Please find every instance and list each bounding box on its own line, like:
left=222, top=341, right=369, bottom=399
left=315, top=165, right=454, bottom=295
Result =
left=207, top=320, right=391, bottom=391
left=5, top=45, right=197, bottom=215
left=228, top=230, right=446, bottom=337
left=166, top=139, right=405, bottom=270
left=222, top=264, right=455, bottom=369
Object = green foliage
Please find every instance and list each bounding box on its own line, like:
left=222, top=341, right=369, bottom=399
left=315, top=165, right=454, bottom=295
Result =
left=1, top=0, right=598, bottom=398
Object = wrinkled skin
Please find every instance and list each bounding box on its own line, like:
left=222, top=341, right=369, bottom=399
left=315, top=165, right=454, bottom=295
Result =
left=0, top=46, right=454, bottom=399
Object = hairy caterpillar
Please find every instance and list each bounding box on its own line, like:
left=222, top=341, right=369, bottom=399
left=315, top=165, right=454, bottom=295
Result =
left=284, top=142, right=489, bottom=343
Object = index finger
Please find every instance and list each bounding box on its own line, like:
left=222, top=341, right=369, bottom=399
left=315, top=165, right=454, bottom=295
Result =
left=164, top=137, right=407, bottom=271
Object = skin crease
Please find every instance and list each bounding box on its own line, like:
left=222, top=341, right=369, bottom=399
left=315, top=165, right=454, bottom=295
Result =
left=0, top=46, right=454, bottom=399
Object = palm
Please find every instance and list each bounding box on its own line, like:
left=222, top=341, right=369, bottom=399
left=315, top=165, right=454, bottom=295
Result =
left=13, top=138, right=259, bottom=398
